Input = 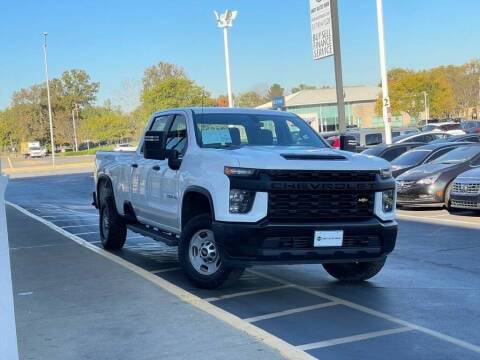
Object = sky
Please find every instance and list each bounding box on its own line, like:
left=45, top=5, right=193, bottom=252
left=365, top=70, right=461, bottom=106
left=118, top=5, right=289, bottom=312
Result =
left=1, top=0, right=480, bottom=111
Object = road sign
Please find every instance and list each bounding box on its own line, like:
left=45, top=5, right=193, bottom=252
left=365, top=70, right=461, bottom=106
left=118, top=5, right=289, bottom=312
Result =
left=310, top=0, right=334, bottom=60
left=272, top=96, right=285, bottom=109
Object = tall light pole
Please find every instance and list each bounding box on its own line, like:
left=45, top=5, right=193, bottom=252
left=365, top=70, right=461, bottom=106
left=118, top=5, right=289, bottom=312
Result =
left=423, top=91, right=429, bottom=124
left=214, top=10, right=237, bottom=108
left=72, top=104, right=79, bottom=152
left=43, top=32, right=56, bottom=166
left=375, top=0, right=392, bottom=144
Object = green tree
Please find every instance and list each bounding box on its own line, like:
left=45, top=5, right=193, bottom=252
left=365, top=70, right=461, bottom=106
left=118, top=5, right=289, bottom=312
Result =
left=267, top=84, right=285, bottom=100
left=142, top=62, right=187, bottom=93
left=236, top=91, right=266, bottom=107
left=291, top=84, right=316, bottom=93
left=79, top=106, right=130, bottom=143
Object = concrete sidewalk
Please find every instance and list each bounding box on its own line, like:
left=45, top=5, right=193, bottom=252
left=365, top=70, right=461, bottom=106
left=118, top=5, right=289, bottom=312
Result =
left=7, top=205, right=284, bottom=360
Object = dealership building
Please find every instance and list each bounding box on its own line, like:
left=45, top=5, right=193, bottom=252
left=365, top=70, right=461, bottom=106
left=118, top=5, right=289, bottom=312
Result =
left=257, top=86, right=413, bottom=132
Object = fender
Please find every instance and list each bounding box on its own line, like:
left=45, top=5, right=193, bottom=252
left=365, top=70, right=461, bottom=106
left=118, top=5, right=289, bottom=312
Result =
left=182, top=186, right=216, bottom=222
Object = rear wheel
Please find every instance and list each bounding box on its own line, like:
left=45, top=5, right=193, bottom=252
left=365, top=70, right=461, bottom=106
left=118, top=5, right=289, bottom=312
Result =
left=179, top=214, right=244, bottom=289
left=99, top=193, right=127, bottom=250
left=323, top=258, right=386, bottom=282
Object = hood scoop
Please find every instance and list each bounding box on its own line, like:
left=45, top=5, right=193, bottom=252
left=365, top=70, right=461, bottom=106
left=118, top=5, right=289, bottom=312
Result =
left=280, top=153, right=347, bottom=161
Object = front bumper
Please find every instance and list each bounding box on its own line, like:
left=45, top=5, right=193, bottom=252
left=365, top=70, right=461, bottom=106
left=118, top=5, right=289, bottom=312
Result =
left=396, top=184, right=444, bottom=207
left=212, top=218, right=397, bottom=266
left=450, top=193, right=480, bottom=210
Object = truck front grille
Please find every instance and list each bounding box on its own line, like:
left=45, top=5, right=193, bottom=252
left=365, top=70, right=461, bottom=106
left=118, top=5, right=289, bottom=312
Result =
left=268, top=191, right=374, bottom=222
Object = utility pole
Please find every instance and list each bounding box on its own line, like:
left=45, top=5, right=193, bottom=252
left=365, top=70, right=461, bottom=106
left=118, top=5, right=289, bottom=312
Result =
left=72, top=105, right=79, bottom=152
left=214, top=10, right=237, bottom=108
left=43, top=32, right=56, bottom=166
left=376, top=0, right=392, bottom=144
left=330, top=0, right=346, bottom=133
left=423, top=91, right=429, bottom=124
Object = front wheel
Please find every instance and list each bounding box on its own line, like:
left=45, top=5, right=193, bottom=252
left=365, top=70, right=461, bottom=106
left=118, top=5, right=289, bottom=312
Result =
left=323, top=258, right=386, bottom=282
left=179, top=214, right=244, bottom=289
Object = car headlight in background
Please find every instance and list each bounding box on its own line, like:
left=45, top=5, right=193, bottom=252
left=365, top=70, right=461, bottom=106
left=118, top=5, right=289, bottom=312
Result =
left=382, top=190, right=395, bottom=213
left=229, top=189, right=255, bottom=213
left=417, top=174, right=440, bottom=185
left=380, top=168, right=392, bottom=179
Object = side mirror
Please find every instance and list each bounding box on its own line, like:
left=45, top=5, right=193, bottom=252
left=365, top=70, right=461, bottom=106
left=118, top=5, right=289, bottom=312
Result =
left=339, top=134, right=357, bottom=152
left=167, top=149, right=182, bottom=170
left=144, top=131, right=166, bottom=160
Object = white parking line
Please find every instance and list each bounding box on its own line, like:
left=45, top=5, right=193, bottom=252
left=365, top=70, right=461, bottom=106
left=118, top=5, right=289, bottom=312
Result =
left=244, top=302, right=338, bottom=323
left=204, top=285, right=292, bottom=302
left=151, top=267, right=182, bottom=274
left=73, top=231, right=100, bottom=236
left=397, top=214, right=480, bottom=228
left=247, top=269, right=480, bottom=354
left=6, top=201, right=316, bottom=360
left=297, top=327, right=412, bottom=351
left=42, top=215, right=98, bottom=219
left=61, top=224, right=98, bottom=229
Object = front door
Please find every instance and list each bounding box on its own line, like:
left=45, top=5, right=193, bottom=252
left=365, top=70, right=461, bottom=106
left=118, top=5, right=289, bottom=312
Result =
left=144, top=114, right=187, bottom=231
left=130, top=114, right=173, bottom=223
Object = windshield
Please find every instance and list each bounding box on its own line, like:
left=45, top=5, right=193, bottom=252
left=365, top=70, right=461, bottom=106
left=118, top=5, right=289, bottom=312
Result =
left=193, top=113, right=326, bottom=148
left=391, top=149, right=430, bottom=166
left=422, top=124, right=438, bottom=132
left=431, top=146, right=480, bottom=164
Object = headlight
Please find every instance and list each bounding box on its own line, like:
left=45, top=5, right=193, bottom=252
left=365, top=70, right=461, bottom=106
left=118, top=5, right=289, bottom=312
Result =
left=380, top=168, right=392, bottom=179
left=382, top=190, right=395, bottom=213
left=224, top=167, right=256, bottom=177
left=416, top=174, right=440, bottom=185
left=229, top=189, right=255, bottom=213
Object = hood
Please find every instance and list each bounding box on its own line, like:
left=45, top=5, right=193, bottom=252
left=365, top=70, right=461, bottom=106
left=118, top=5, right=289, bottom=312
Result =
left=224, top=146, right=390, bottom=171
left=455, top=167, right=480, bottom=181
left=397, top=162, right=456, bottom=181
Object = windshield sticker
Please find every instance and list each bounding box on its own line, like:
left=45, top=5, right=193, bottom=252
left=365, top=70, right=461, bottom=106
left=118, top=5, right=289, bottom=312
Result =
left=201, top=129, right=232, bottom=145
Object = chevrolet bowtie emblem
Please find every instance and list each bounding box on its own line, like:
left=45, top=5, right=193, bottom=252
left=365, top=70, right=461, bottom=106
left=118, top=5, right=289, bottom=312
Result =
left=358, top=197, right=369, bottom=203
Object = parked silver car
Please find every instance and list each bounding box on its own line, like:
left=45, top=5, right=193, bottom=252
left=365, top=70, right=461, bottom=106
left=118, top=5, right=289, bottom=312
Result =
left=450, top=168, right=480, bottom=212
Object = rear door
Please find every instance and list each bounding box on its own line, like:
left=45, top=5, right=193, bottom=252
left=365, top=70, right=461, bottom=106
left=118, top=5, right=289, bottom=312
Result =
left=130, top=114, right=173, bottom=221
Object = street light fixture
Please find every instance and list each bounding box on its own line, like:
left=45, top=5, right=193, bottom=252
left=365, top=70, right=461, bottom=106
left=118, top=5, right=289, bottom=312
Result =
left=42, top=32, right=56, bottom=167
left=214, top=10, right=237, bottom=108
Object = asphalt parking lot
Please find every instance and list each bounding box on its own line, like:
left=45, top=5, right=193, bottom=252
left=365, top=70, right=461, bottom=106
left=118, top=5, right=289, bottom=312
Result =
left=6, top=172, right=480, bottom=359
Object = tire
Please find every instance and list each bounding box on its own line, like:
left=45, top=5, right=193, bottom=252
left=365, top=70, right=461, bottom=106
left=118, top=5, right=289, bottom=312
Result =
left=323, top=258, right=387, bottom=282
left=179, top=214, right=244, bottom=289
left=99, top=195, right=127, bottom=250
left=444, top=182, right=453, bottom=210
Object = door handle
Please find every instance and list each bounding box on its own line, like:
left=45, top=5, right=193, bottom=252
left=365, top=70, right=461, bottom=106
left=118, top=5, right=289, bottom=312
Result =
left=131, top=163, right=138, bottom=168
left=152, top=165, right=161, bottom=171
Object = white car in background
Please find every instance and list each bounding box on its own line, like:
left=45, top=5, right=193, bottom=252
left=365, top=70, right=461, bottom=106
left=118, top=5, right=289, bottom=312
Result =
left=113, top=143, right=137, bottom=152
left=29, top=147, right=47, bottom=158
left=422, top=122, right=465, bottom=135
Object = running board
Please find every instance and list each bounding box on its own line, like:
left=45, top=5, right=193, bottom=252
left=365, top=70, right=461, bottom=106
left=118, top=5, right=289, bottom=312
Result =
left=127, top=223, right=179, bottom=246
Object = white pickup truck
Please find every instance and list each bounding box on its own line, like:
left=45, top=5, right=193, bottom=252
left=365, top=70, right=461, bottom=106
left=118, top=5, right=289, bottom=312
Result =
left=94, top=108, right=397, bottom=288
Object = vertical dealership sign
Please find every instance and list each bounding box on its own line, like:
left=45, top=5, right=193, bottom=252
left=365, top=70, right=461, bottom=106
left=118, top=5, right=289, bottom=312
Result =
left=310, top=0, right=334, bottom=60
left=309, top=0, right=346, bottom=132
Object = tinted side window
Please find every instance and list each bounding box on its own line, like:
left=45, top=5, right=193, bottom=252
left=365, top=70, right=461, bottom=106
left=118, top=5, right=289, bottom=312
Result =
left=427, top=147, right=454, bottom=162
left=465, top=136, right=480, bottom=143
left=365, top=133, right=383, bottom=146
left=382, top=147, right=405, bottom=161
left=150, top=115, right=174, bottom=131
left=165, top=115, right=187, bottom=154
